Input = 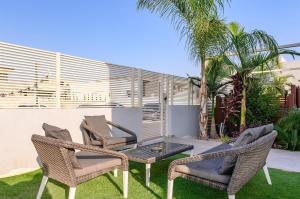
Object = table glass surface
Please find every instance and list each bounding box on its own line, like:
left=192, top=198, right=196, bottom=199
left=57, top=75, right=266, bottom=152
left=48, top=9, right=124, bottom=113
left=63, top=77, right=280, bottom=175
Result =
left=124, top=142, right=193, bottom=162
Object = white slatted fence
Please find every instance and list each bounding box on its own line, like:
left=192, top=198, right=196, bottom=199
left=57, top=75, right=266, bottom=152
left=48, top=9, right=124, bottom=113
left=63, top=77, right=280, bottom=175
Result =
left=0, top=42, right=199, bottom=140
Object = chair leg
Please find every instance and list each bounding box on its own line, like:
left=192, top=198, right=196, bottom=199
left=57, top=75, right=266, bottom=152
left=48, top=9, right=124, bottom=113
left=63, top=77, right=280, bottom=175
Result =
left=68, top=187, right=76, bottom=199
left=36, top=175, right=48, bottom=199
left=228, top=195, right=235, bottom=199
left=113, top=169, right=118, bottom=177
left=123, top=170, right=128, bottom=198
left=263, top=165, right=272, bottom=185
left=146, top=163, right=151, bottom=187
left=167, top=180, right=174, bottom=199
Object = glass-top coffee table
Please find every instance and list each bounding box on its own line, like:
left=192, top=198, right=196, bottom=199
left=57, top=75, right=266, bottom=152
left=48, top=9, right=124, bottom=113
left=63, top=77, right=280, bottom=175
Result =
left=124, top=141, right=194, bottom=187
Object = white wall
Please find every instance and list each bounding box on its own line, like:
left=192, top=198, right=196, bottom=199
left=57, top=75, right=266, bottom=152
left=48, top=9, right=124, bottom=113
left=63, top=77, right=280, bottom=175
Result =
left=0, top=108, right=142, bottom=177
left=167, top=105, right=200, bottom=138
left=0, top=105, right=201, bottom=177
left=111, top=108, right=143, bottom=142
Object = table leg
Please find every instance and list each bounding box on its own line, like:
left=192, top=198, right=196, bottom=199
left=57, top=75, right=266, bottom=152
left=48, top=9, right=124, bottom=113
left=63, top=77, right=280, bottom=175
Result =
left=146, top=163, right=151, bottom=187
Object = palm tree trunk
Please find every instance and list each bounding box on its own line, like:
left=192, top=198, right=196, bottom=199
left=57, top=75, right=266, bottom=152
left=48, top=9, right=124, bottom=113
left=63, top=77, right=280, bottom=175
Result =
left=199, top=58, right=208, bottom=139
left=240, top=85, right=246, bottom=132
left=210, top=96, right=218, bottom=139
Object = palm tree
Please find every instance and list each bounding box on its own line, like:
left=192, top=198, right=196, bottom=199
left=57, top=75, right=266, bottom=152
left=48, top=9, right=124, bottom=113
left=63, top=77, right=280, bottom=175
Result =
left=223, top=22, right=300, bottom=131
left=137, top=0, right=229, bottom=139
left=205, top=57, right=232, bottom=138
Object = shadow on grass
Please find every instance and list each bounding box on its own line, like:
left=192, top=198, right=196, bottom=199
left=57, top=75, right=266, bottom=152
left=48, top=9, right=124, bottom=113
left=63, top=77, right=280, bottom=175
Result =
left=0, top=172, right=48, bottom=199
left=0, top=170, right=72, bottom=199
left=128, top=161, right=163, bottom=199
left=106, top=174, right=123, bottom=195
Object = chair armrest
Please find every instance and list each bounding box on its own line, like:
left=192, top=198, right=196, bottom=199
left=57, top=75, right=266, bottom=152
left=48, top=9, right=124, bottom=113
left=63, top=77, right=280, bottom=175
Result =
left=81, top=121, right=107, bottom=147
left=168, top=145, right=251, bottom=177
left=107, top=121, right=137, bottom=140
left=59, top=140, right=128, bottom=170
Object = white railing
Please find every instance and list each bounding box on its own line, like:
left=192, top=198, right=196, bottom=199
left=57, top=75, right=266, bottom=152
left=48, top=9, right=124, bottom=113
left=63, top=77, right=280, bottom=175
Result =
left=0, top=42, right=199, bottom=109
left=0, top=42, right=57, bottom=108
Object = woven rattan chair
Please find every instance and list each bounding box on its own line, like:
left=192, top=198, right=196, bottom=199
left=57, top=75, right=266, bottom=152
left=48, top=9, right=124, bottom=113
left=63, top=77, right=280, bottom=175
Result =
left=167, top=131, right=277, bottom=199
left=32, top=134, right=129, bottom=199
left=81, top=115, right=137, bottom=150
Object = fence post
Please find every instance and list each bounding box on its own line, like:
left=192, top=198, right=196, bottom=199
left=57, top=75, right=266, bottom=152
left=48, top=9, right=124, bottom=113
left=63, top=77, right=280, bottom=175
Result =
left=55, top=52, right=61, bottom=108
left=165, top=75, right=170, bottom=136
left=170, top=76, right=174, bottom=105
left=188, top=81, right=191, bottom=105
left=166, top=75, right=169, bottom=106
left=131, top=68, right=135, bottom=107
left=137, top=69, right=143, bottom=107
left=160, top=74, right=164, bottom=136
left=191, top=84, right=194, bottom=105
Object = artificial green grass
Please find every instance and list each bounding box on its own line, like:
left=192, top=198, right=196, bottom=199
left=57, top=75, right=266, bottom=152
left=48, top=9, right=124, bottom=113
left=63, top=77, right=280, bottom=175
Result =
left=1, top=155, right=300, bottom=199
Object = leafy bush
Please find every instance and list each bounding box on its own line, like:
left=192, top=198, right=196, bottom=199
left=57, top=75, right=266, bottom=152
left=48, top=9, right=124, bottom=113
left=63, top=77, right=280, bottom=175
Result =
left=224, top=74, right=286, bottom=136
left=246, top=75, right=283, bottom=126
left=276, top=109, right=300, bottom=151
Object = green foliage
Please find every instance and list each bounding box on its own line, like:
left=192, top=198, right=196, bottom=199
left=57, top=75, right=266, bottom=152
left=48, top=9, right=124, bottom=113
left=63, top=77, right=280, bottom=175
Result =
left=221, top=22, right=300, bottom=129
left=206, top=56, right=233, bottom=99
left=223, top=22, right=300, bottom=78
left=246, top=74, right=284, bottom=126
left=276, top=109, right=300, bottom=151
left=220, top=134, right=231, bottom=143
left=206, top=57, right=233, bottom=137
left=226, top=74, right=285, bottom=132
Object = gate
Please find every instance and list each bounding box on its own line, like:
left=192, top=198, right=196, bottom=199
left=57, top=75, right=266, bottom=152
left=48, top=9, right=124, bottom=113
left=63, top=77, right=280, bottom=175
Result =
left=141, top=70, right=167, bottom=141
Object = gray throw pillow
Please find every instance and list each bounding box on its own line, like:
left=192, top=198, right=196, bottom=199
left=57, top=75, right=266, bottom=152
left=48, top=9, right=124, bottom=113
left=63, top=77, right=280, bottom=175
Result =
left=218, top=124, right=272, bottom=174
left=42, top=123, right=82, bottom=169
left=84, top=115, right=112, bottom=139
left=264, top=124, right=274, bottom=134
left=234, top=125, right=266, bottom=146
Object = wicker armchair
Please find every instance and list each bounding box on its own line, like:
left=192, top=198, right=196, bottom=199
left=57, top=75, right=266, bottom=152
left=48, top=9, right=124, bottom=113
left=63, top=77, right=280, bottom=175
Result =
left=81, top=115, right=137, bottom=150
left=32, top=134, right=129, bottom=199
left=167, top=131, right=277, bottom=199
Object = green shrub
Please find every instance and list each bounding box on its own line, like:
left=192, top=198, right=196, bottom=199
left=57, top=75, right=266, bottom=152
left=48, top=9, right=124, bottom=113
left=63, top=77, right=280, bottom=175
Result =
left=226, top=74, right=283, bottom=132
left=246, top=75, right=282, bottom=126
left=276, top=109, right=300, bottom=151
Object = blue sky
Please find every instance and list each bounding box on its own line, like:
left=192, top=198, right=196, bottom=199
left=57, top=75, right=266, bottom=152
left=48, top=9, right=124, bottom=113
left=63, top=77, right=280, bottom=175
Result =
left=0, top=0, right=299, bottom=77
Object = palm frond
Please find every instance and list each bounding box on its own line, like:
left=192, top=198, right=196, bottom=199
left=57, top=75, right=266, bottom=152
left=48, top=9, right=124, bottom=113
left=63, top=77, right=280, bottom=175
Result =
left=205, top=56, right=232, bottom=97
left=137, top=0, right=230, bottom=62
left=224, top=22, right=300, bottom=80
left=188, top=75, right=201, bottom=87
